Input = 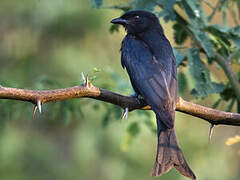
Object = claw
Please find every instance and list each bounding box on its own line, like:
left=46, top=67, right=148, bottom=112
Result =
left=136, top=97, right=141, bottom=104
left=37, top=100, right=42, bottom=113
left=81, top=72, right=86, bottom=84
left=208, top=124, right=214, bottom=143
left=32, top=105, right=38, bottom=118
left=130, top=94, right=143, bottom=104
left=121, top=107, right=129, bottom=121
left=125, top=107, right=128, bottom=120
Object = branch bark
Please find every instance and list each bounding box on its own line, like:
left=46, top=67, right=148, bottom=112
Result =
left=0, top=83, right=240, bottom=126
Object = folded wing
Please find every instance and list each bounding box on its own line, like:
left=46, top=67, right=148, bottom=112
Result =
left=121, top=34, right=177, bottom=128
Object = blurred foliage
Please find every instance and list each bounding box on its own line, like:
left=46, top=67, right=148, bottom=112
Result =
left=0, top=0, right=239, bottom=179
left=95, top=0, right=240, bottom=108
left=188, top=48, right=224, bottom=97
left=226, top=135, right=240, bottom=146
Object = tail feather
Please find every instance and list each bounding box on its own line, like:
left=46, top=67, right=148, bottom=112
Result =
left=151, top=116, right=196, bottom=180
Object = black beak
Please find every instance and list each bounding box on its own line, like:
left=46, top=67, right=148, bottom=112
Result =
left=110, top=17, right=128, bottom=25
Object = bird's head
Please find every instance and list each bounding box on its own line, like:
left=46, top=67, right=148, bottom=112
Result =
left=111, top=10, right=162, bottom=34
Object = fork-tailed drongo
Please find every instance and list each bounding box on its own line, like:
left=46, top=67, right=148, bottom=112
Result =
left=111, top=10, right=196, bottom=179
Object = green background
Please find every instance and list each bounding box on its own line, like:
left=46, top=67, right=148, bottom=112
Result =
left=0, top=0, right=239, bottom=179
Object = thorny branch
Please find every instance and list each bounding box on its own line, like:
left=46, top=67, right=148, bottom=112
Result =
left=0, top=77, right=240, bottom=126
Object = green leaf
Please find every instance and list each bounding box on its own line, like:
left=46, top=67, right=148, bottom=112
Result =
left=181, top=0, right=207, bottom=23
left=231, top=48, right=240, bottom=63
left=157, top=0, right=176, bottom=22
left=207, top=25, right=240, bottom=49
left=173, top=48, right=185, bottom=67
left=178, top=72, right=188, bottom=95
left=181, top=0, right=215, bottom=57
left=104, top=3, right=132, bottom=12
left=207, top=25, right=231, bottom=48
left=132, top=0, right=157, bottom=11
left=93, top=67, right=101, bottom=73
left=230, top=36, right=240, bottom=47
left=193, top=29, right=215, bottom=57
left=173, top=23, right=188, bottom=45
left=208, top=24, right=229, bottom=33
left=228, top=26, right=240, bottom=47
left=102, top=111, right=111, bottom=127
left=188, top=48, right=224, bottom=98
left=127, top=122, right=140, bottom=137
left=88, top=0, right=102, bottom=8
left=220, top=87, right=235, bottom=101
left=121, top=122, right=140, bottom=151
left=222, top=0, right=228, bottom=27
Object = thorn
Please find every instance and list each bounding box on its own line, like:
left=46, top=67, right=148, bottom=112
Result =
left=37, top=100, right=42, bottom=113
left=85, top=75, right=93, bottom=88
left=81, top=72, right=86, bottom=84
left=32, top=105, right=38, bottom=118
left=208, top=124, right=214, bottom=143
left=121, top=107, right=129, bottom=122
left=85, top=75, right=89, bottom=86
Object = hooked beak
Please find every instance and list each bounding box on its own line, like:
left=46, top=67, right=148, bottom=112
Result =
left=110, top=17, right=129, bottom=25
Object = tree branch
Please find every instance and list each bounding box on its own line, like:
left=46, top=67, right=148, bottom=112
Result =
left=0, top=83, right=240, bottom=126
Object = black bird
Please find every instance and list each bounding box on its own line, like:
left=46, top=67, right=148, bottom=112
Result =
left=111, top=10, right=196, bottom=179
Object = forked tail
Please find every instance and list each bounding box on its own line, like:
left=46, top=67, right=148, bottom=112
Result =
left=151, top=116, right=196, bottom=180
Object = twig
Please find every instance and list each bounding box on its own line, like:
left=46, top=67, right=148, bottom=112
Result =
left=202, top=0, right=214, bottom=9
left=208, top=0, right=226, bottom=22
left=215, top=52, right=240, bottom=102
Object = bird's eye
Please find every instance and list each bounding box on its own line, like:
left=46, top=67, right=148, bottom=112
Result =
left=134, top=15, right=139, bottom=19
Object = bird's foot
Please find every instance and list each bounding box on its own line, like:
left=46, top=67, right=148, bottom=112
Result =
left=120, top=94, right=144, bottom=122
left=130, top=94, right=144, bottom=104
